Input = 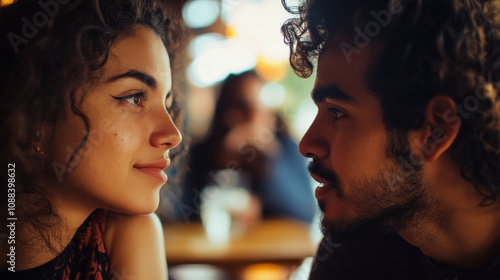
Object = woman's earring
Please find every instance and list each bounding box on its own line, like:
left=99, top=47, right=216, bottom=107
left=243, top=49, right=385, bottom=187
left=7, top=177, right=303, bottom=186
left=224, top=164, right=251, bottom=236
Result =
left=36, top=145, right=44, bottom=156
left=33, top=130, right=45, bottom=156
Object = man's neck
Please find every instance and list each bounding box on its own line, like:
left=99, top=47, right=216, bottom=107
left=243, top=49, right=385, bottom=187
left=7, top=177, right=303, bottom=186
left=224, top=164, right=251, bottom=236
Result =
left=400, top=159, right=500, bottom=270
left=400, top=205, right=500, bottom=270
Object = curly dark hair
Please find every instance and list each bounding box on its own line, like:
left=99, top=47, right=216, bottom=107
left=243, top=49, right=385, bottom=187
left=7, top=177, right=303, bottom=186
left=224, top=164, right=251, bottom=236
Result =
left=0, top=0, right=187, bottom=246
left=282, top=0, right=500, bottom=200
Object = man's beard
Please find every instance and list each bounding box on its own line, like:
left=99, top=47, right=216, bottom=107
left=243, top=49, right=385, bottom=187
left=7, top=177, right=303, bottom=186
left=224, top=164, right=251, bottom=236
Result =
left=310, top=130, right=435, bottom=245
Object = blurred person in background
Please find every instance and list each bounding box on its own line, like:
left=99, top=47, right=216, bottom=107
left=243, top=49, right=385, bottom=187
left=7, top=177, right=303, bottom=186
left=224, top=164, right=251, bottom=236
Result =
left=0, top=0, right=185, bottom=278
left=282, top=0, right=500, bottom=279
left=179, top=70, right=316, bottom=224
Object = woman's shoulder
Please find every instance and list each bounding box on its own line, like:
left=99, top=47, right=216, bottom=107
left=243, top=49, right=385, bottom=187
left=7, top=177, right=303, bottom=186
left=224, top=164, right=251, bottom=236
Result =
left=103, top=212, right=167, bottom=279
left=103, top=212, right=163, bottom=248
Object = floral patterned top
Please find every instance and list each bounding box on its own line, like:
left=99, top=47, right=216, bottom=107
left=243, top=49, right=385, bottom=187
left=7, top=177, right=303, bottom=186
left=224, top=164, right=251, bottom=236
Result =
left=3, top=209, right=109, bottom=280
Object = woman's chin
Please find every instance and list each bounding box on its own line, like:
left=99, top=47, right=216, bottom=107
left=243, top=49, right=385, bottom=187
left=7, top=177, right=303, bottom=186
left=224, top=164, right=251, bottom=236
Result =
left=108, top=199, right=160, bottom=216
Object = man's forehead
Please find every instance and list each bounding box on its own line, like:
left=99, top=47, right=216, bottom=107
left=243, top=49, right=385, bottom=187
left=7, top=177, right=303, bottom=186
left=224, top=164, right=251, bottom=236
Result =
left=320, top=36, right=382, bottom=65
left=316, top=37, right=382, bottom=83
left=313, top=36, right=384, bottom=106
left=319, top=37, right=349, bottom=58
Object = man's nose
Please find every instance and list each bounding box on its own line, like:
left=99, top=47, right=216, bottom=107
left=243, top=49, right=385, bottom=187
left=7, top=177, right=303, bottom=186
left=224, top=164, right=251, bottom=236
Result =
left=298, top=117, right=329, bottom=159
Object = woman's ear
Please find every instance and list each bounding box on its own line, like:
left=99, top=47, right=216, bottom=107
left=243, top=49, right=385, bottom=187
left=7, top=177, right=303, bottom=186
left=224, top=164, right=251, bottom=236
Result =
left=409, top=96, right=461, bottom=162
left=39, top=123, right=55, bottom=159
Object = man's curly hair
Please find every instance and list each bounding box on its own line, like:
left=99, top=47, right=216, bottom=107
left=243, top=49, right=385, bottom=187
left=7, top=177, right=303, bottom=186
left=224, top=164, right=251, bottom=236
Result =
left=282, top=0, right=500, bottom=201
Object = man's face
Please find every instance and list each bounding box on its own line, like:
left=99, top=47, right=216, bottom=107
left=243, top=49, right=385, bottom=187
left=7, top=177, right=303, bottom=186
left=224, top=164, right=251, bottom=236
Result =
left=299, top=38, right=434, bottom=244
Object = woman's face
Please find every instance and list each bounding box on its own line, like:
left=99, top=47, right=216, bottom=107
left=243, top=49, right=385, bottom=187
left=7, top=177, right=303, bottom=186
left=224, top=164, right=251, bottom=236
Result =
left=224, top=76, right=273, bottom=127
left=44, top=25, right=182, bottom=215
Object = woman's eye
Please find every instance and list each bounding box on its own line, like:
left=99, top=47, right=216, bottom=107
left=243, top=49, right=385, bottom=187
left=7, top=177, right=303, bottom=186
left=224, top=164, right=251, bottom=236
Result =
left=124, top=93, right=145, bottom=106
left=111, top=91, right=147, bottom=107
left=328, top=107, right=346, bottom=121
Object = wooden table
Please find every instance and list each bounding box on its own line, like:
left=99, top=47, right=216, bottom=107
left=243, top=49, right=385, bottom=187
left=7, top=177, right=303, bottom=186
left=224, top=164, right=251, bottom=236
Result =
left=163, top=219, right=317, bottom=266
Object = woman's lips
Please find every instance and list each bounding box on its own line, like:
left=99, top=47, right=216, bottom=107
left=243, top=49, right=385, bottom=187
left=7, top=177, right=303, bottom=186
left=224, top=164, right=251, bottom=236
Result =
left=134, top=167, right=168, bottom=183
left=134, top=158, right=170, bottom=183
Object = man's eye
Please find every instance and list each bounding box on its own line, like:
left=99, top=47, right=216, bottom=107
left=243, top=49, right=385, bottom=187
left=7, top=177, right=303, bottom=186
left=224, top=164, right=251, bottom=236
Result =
left=111, top=91, right=148, bottom=107
left=328, top=107, right=345, bottom=121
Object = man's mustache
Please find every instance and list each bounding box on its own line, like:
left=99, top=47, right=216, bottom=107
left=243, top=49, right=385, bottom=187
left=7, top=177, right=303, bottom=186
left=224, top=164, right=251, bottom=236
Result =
left=307, top=159, right=340, bottom=187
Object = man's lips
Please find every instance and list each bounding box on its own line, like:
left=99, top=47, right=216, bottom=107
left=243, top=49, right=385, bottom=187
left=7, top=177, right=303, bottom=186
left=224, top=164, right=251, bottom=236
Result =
left=310, top=173, right=336, bottom=187
left=134, top=159, right=170, bottom=183
left=310, top=173, right=337, bottom=199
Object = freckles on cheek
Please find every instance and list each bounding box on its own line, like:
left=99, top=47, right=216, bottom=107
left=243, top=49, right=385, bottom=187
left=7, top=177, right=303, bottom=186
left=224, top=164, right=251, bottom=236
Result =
left=115, top=132, right=138, bottom=147
left=97, top=132, right=130, bottom=165
left=106, top=121, right=146, bottom=151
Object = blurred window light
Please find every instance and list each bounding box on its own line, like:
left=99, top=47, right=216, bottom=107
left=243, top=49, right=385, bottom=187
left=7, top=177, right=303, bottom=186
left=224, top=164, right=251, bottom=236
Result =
left=169, top=264, right=226, bottom=280
left=222, top=0, right=291, bottom=62
left=187, top=38, right=257, bottom=87
left=182, top=0, right=220, bottom=29
left=221, top=0, right=272, bottom=25
left=259, top=82, right=286, bottom=108
left=220, top=0, right=250, bottom=23
left=188, top=33, right=225, bottom=58
left=293, top=99, right=317, bottom=137
left=224, top=38, right=258, bottom=72
left=188, top=55, right=230, bottom=88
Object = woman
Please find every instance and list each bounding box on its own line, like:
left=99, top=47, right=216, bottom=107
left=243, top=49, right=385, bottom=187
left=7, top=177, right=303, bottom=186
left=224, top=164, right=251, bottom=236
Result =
left=0, top=0, right=184, bottom=278
left=182, top=71, right=316, bottom=224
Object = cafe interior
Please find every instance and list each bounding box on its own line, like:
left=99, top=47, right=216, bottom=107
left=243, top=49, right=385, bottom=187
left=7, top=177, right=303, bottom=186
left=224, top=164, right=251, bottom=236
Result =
left=156, top=0, right=321, bottom=279
left=0, top=0, right=322, bottom=278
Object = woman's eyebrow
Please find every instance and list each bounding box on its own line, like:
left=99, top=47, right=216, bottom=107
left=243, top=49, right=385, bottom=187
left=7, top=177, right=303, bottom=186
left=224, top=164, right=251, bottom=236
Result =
left=106, top=70, right=157, bottom=89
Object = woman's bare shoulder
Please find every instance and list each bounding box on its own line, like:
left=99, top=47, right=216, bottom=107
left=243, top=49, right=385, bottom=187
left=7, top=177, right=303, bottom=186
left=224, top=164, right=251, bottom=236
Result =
left=103, top=212, right=167, bottom=279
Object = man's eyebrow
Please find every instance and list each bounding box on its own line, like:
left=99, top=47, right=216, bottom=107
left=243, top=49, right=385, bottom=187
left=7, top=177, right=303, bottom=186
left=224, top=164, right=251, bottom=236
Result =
left=311, top=85, right=360, bottom=106
left=106, top=70, right=157, bottom=89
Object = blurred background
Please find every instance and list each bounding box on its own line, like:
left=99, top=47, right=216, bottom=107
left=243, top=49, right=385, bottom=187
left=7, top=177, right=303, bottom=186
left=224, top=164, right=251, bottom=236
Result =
left=0, top=0, right=324, bottom=278
left=180, top=0, right=316, bottom=140
left=159, top=0, right=322, bottom=279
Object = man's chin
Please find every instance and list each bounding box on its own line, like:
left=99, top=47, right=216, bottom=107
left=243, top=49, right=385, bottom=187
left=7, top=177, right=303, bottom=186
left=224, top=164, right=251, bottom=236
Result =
left=320, top=214, right=389, bottom=246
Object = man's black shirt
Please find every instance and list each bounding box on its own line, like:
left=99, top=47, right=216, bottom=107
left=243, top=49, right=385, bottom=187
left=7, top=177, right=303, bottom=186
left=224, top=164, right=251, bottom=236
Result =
left=309, top=234, right=500, bottom=280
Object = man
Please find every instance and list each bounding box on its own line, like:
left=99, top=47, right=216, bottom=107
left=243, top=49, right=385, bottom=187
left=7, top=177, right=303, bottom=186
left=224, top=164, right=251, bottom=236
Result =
left=281, top=0, right=500, bottom=279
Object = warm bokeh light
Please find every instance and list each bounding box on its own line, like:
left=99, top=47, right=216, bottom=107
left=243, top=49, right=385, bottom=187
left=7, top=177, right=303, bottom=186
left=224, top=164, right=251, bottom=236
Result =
left=225, top=25, right=238, bottom=38
left=0, top=0, right=16, bottom=7
left=255, top=57, right=287, bottom=82
left=242, top=263, right=289, bottom=280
